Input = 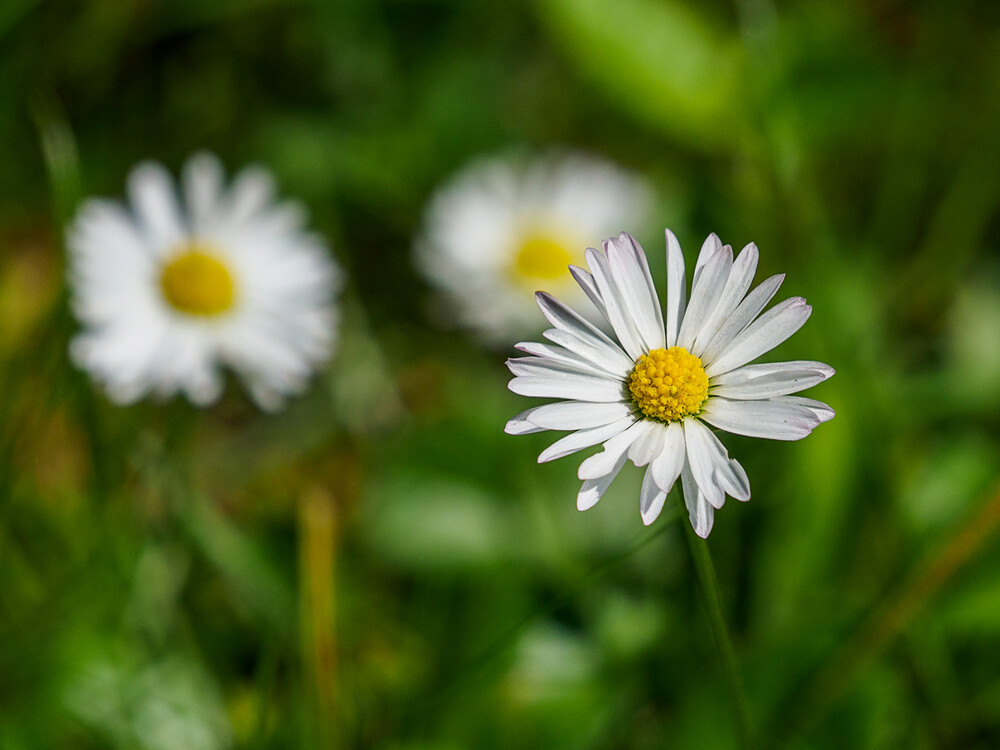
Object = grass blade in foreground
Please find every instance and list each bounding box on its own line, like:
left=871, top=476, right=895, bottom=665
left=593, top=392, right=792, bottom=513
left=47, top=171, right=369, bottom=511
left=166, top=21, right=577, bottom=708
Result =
left=776, top=481, right=1000, bottom=746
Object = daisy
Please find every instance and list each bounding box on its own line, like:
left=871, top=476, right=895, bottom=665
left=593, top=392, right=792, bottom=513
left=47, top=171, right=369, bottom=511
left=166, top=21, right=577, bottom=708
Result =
left=416, top=151, right=652, bottom=343
left=67, top=152, right=342, bottom=411
left=505, top=230, right=834, bottom=537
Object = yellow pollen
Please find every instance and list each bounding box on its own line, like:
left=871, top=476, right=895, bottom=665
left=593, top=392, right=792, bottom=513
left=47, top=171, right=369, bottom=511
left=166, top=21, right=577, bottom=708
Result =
left=159, top=246, right=235, bottom=317
left=513, top=235, right=573, bottom=282
left=628, top=347, right=709, bottom=423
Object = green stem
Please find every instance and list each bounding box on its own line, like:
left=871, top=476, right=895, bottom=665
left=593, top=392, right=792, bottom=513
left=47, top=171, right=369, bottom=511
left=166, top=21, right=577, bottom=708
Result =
left=685, top=524, right=754, bottom=749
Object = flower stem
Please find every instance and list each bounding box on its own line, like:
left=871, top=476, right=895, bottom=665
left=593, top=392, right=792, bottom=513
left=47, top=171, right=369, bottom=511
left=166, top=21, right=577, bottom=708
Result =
left=684, top=524, right=754, bottom=749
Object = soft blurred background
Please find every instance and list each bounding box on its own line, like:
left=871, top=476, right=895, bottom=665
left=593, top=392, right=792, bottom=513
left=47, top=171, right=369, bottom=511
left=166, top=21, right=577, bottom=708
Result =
left=2, top=0, right=1000, bottom=748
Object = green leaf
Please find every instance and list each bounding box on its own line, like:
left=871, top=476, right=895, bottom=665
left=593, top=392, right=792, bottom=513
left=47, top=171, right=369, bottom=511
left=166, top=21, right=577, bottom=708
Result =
left=535, top=0, right=746, bottom=148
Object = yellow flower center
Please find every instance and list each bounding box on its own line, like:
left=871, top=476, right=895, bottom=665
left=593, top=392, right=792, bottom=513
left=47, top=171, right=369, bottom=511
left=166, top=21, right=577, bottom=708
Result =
left=628, top=347, right=709, bottom=423
left=513, top=235, right=574, bottom=282
left=159, top=246, right=235, bottom=317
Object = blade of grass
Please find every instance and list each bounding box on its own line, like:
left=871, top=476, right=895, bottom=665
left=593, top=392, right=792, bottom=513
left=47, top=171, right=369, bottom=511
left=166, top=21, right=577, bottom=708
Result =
left=381, top=501, right=684, bottom=741
left=30, top=95, right=119, bottom=500
left=136, top=443, right=296, bottom=636
left=775, top=481, right=1000, bottom=746
left=32, top=96, right=82, bottom=228
left=249, top=638, right=283, bottom=750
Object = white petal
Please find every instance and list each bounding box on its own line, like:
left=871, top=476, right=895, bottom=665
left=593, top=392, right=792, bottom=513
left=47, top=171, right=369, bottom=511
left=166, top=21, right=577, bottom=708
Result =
left=127, top=161, right=185, bottom=250
left=773, top=395, right=836, bottom=423
left=534, top=291, right=618, bottom=348
left=514, top=341, right=623, bottom=378
left=692, top=243, right=759, bottom=355
left=536, top=292, right=633, bottom=369
left=525, top=401, right=635, bottom=430
left=677, top=246, right=733, bottom=350
left=506, top=356, right=624, bottom=382
left=505, top=408, right=547, bottom=435
left=681, top=461, right=715, bottom=538
left=650, top=422, right=685, bottom=494
left=718, top=458, right=751, bottom=503
left=182, top=152, right=225, bottom=234
left=640, top=466, right=668, bottom=525
left=604, top=233, right=665, bottom=352
left=683, top=419, right=725, bottom=508
left=627, top=421, right=665, bottom=467
left=538, top=415, right=636, bottom=463
left=664, top=229, right=687, bottom=348
left=577, top=421, right=647, bottom=480
left=705, top=297, right=812, bottom=377
left=685, top=419, right=751, bottom=502
left=68, top=199, right=151, bottom=268
left=568, top=265, right=608, bottom=320
left=693, top=233, right=722, bottom=288
left=701, top=274, right=785, bottom=362
left=585, top=246, right=645, bottom=359
left=710, top=360, right=835, bottom=399
left=218, top=165, right=275, bottom=229
left=699, top=397, right=820, bottom=441
left=578, top=453, right=628, bottom=511
left=542, top=329, right=633, bottom=377
left=712, top=360, right=833, bottom=386
left=508, top=374, right=625, bottom=402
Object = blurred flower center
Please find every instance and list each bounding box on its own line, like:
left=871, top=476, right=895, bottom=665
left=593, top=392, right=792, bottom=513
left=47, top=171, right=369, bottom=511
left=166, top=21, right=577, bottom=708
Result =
left=160, top=247, right=235, bottom=317
left=513, top=235, right=574, bottom=282
left=628, top=347, right=709, bottom=422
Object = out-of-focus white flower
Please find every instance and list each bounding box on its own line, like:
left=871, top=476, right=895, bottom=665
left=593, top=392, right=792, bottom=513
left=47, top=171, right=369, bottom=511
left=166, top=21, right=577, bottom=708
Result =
left=505, top=230, right=835, bottom=537
left=417, top=151, right=652, bottom=343
left=67, top=153, right=342, bottom=411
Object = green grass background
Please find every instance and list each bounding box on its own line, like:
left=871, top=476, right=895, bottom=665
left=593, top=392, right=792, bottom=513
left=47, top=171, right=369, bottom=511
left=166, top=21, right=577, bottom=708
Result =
left=2, top=0, right=1000, bottom=747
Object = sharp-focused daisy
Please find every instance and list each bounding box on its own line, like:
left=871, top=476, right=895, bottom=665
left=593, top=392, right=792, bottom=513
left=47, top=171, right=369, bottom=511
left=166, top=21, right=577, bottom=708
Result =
left=416, top=151, right=652, bottom=343
left=67, top=153, right=342, bottom=411
left=505, top=230, right=834, bottom=537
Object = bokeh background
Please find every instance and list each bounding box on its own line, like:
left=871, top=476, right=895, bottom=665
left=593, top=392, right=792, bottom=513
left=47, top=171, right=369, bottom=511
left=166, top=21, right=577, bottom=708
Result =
left=3, top=0, right=1000, bottom=748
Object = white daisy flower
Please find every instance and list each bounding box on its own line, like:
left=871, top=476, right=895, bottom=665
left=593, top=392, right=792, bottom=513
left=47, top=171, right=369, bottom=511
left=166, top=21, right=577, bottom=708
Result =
left=67, top=153, right=342, bottom=412
left=505, top=230, right=835, bottom=537
left=417, top=151, right=652, bottom=343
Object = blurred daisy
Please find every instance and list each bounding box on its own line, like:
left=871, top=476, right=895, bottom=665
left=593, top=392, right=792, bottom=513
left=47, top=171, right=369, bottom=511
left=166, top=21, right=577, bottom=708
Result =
left=417, top=151, right=652, bottom=343
left=67, top=153, right=342, bottom=411
left=505, top=231, right=834, bottom=537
